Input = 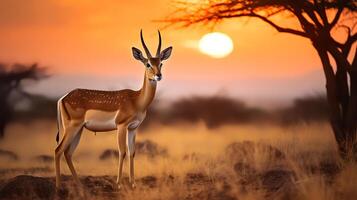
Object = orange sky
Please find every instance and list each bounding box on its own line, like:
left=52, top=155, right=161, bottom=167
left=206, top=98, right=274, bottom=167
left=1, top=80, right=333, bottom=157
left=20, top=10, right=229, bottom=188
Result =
left=0, top=0, right=331, bottom=106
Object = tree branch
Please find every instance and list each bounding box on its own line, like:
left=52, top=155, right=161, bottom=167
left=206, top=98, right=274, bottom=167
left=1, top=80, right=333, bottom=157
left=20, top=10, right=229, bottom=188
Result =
left=313, top=0, right=329, bottom=26
left=330, top=5, right=344, bottom=29
left=352, top=46, right=357, bottom=69
left=290, top=6, right=318, bottom=38
left=328, top=44, right=353, bottom=72
left=340, top=27, right=357, bottom=57
left=302, top=0, right=324, bottom=28
left=161, top=7, right=309, bottom=38
left=244, top=13, right=310, bottom=38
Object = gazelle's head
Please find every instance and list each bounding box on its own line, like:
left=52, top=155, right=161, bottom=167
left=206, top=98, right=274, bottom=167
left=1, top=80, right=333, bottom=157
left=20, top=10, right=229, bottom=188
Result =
left=132, top=30, right=172, bottom=82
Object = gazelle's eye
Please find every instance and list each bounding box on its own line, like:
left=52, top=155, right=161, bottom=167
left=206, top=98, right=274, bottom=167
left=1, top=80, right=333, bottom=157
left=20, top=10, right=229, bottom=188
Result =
left=146, top=63, right=151, bottom=68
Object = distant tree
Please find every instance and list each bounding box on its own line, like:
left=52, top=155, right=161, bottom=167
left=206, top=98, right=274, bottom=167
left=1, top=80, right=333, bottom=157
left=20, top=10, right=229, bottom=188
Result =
left=0, top=63, right=47, bottom=138
left=278, top=94, right=329, bottom=124
left=162, top=0, right=357, bottom=161
left=14, top=94, right=57, bottom=121
left=164, top=95, right=267, bottom=128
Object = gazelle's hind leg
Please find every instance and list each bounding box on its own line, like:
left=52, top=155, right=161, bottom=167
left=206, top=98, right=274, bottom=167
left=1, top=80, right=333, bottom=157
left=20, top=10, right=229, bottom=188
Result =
left=64, top=126, right=84, bottom=186
left=55, top=123, right=84, bottom=188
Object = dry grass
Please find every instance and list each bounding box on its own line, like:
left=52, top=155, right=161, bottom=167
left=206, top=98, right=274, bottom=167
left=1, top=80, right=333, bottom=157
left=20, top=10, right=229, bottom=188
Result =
left=0, top=120, right=356, bottom=200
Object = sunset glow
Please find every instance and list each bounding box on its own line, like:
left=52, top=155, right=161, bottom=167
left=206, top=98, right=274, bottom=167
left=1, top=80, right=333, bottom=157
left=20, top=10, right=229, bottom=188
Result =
left=198, top=32, right=234, bottom=58
left=0, top=0, right=330, bottom=103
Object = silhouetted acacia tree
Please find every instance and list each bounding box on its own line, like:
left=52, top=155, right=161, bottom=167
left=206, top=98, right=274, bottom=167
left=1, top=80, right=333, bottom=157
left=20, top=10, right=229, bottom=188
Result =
left=162, top=0, right=357, bottom=161
left=0, top=63, right=46, bottom=138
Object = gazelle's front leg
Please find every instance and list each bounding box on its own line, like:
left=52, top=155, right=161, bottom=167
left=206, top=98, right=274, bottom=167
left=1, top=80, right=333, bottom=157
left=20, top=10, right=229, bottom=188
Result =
left=127, top=129, right=136, bottom=188
left=116, top=125, right=127, bottom=189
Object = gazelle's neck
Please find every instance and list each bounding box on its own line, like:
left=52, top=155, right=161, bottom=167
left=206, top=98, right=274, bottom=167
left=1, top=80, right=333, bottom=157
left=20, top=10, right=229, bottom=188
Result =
left=137, top=71, right=157, bottom=110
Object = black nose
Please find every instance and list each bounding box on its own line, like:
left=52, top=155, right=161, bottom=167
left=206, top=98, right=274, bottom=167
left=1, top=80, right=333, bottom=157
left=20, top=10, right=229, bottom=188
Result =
left=156, top=74, right=162, bottom=81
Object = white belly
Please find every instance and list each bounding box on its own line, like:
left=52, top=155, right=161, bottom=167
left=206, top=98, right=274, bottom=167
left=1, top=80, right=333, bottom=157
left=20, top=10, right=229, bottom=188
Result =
left=128, top=111, right=146, bottom=130
left=84, top=110, right=118, bottom=132
left=128, top=120, right=142, bottom=129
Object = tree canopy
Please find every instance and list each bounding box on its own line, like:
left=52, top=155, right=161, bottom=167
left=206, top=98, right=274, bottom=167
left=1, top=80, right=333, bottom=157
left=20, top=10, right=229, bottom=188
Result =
left=0, top=63, right=47, bottom=137
left=163, top=0, right=356, bottom=61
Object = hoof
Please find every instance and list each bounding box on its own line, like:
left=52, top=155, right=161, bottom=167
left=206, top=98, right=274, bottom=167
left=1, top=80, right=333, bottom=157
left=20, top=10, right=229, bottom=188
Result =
left=131, top=183, right=136, bottom=189
left=55, top=185, right=63, bottom=192
left=117, top=184, right=122, bottom=190
left=55, top=186, right=67, bottom=198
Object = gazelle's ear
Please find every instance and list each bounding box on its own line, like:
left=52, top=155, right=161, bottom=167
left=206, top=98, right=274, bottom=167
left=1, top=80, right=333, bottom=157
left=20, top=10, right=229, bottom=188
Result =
left=132, top=47, right=145, bottom=62
left=160, top=46, right=173, bottom=60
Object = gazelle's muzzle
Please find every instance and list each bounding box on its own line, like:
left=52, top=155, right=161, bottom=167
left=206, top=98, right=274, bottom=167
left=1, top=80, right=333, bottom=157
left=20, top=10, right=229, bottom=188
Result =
left=154, top=74, right=162, bottom=81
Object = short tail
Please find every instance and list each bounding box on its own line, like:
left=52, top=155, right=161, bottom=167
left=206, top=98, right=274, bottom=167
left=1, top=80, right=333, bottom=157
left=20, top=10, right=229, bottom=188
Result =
left=55, top=93, right=71, bottom=144
left=56, top=98, right=63, bottom=144
left=56, top=131, right=59, bottom=143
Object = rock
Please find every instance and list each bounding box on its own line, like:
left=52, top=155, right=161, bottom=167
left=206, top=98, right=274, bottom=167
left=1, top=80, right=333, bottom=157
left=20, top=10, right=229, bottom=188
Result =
left=0, top=149, right=18, bottom=161
left=183, top=173, right=236, bottom=200
left=33, top=155, right=54, bottom=163
left=99, top=140, right=167, bottom=160
left=136, top=140, right=167, bottom=158
left=185, top=172, right=211, bottom=185
left=0, top=175, right=55, bottom=200
left=0, top=167, right=53, bottom=178
left=227, top=141, right=293, bottom=197
left=82, top=176, right=116, bottom=195
left=260, top=169, right=295, bottom=192
left=140, top=176, right=157, bottom=188
left=99, top=149, right=118, bottom=160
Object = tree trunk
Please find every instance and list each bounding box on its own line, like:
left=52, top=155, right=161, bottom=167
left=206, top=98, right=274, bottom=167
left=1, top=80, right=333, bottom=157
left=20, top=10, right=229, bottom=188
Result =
left=314, top=42, right=357, bottom=161
left=0, top=103, right=10, bottom=138
left=0, top=92, right=12, bottom=139
left=345, top=70, right=357, bottom=160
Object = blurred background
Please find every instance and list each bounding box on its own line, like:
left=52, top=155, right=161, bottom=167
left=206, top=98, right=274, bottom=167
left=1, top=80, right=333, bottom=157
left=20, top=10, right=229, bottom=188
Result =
left=0, top=0, right=330, bottom=133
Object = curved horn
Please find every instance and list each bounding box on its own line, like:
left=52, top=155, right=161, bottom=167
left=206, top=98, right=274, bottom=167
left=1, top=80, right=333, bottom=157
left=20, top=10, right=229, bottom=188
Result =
left=140, top=30, right=152, bottom=58
left=156, top=30, right=162, bottom=57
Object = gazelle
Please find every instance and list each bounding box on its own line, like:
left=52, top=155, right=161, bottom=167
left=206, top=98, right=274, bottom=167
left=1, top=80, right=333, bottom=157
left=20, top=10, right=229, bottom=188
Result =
left=54, top=30, right=172, bottom=189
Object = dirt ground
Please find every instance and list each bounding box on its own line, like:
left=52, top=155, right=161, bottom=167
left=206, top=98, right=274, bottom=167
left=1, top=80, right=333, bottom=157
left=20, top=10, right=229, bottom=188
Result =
left=0, top=120, right=356, bottom=200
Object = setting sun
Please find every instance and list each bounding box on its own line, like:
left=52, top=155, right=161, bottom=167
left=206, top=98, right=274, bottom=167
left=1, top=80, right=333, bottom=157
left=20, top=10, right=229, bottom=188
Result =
left=198, top=32, right=234, bottom=58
